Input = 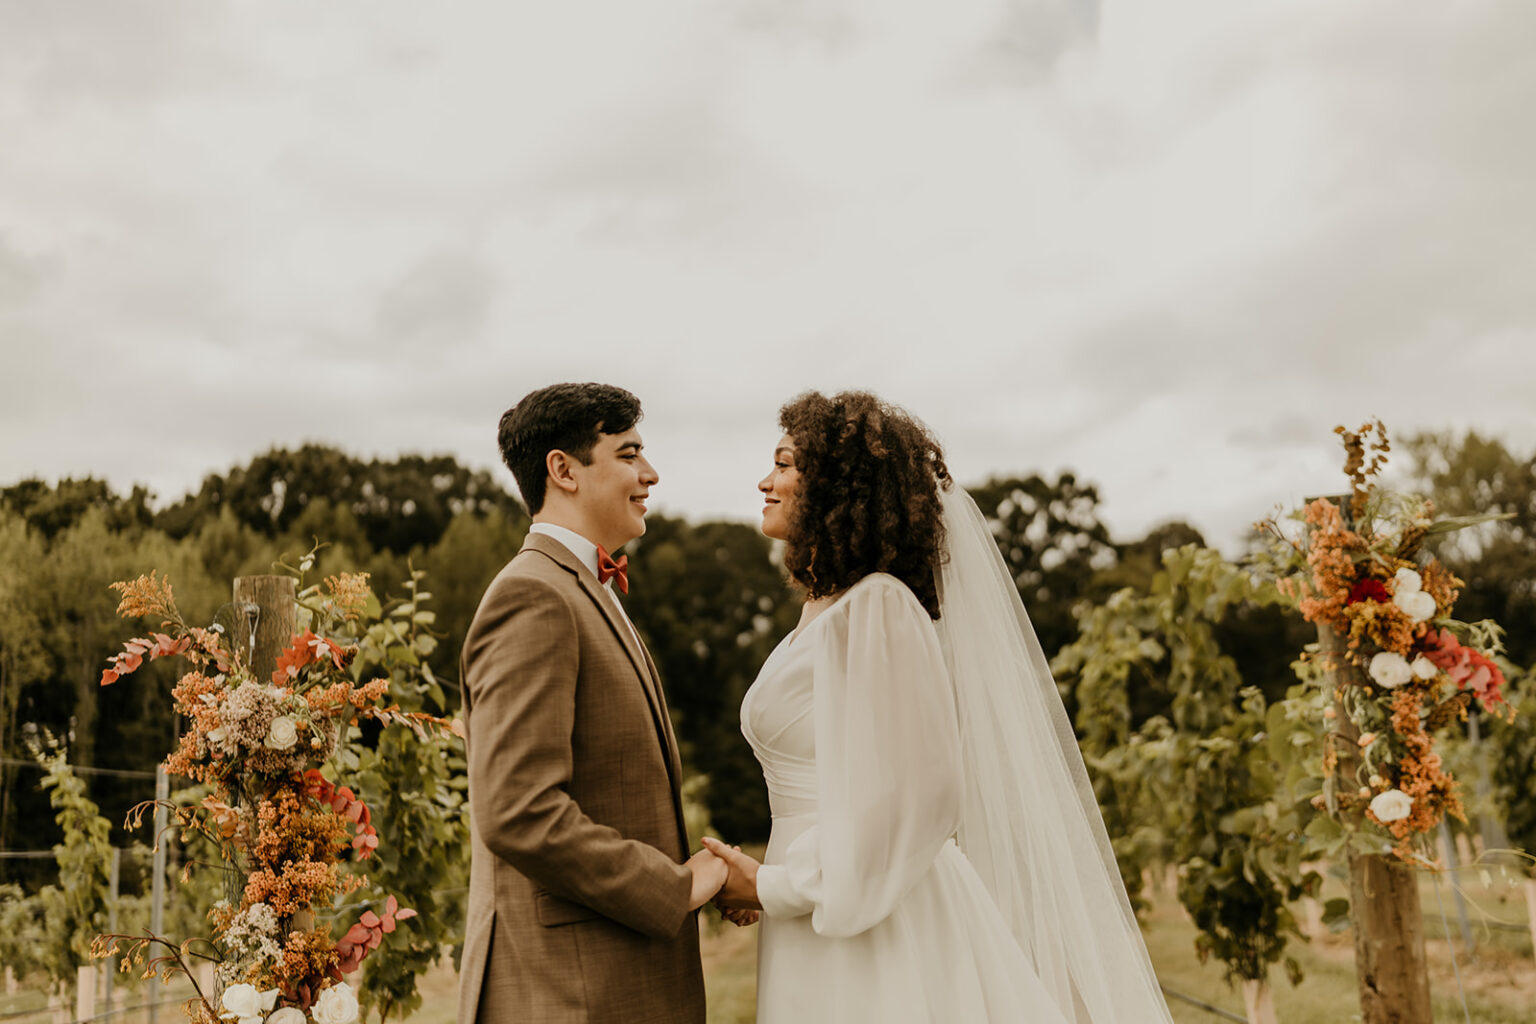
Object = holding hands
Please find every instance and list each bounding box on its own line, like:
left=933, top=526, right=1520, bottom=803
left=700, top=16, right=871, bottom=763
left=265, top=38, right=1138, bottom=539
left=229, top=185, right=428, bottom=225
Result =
left=685, top=837, right=764, bottom=927
left=685, top=848, right=729, bottom=911
left=701, top=836, right=764, bottom=920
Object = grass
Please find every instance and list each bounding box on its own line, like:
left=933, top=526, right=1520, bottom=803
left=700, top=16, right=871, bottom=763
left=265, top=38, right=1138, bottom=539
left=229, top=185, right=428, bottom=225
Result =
left=7, top=863, right=1530, bottom=1023
left=391, top=870, right=1535, bottom=1024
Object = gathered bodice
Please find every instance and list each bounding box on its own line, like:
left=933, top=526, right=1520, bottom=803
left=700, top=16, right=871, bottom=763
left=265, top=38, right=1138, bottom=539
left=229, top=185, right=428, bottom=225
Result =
left=741, top=627, right=820, bottom=819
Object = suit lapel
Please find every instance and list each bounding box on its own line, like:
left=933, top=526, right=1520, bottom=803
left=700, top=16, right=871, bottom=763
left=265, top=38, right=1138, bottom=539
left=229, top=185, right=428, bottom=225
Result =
left=638, top=641, right=690, bottom=853
left=522, top=534, right=683, bottom=811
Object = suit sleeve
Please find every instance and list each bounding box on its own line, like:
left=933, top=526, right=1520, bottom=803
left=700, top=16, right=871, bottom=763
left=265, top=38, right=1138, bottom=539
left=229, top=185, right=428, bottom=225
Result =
left=464, top=572, right=693, bottom=938
left=753, top=575, right=964, bottom=937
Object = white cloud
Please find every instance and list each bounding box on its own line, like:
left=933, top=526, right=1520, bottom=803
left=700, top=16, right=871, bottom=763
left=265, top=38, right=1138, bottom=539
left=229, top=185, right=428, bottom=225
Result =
left=1, top=0, right=1532, bottom=554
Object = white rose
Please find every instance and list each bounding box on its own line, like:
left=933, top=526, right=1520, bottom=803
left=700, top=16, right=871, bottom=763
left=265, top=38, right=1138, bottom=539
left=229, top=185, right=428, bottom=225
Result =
left=1368, top=652, right=1414, bottom=689
left=1370, top=789, right=1414, bottom=823
left=1394, top=567, right=1423, bottom=593
left=221, top=984, right=262, bottom=1021
left=1395, top=588, right=1437, bottom=623
left=1411, top=655, right=1439, bottom=680
left=260, top=990, right=279, bottom=1013
left=267, top=1008, right=306, bottom=1024
left=266, top=716, right=299, bottom=751
left=312, top=984, right=359, bottom=1024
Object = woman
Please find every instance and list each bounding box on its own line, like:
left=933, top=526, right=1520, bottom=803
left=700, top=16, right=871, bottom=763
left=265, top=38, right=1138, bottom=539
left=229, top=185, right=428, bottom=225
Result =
left=702, top=391, right=1173, bottom=1023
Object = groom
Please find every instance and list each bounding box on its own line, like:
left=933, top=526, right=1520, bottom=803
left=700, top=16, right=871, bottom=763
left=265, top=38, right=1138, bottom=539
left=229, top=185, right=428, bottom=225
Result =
left=458, top=383, right=723, bottom=1023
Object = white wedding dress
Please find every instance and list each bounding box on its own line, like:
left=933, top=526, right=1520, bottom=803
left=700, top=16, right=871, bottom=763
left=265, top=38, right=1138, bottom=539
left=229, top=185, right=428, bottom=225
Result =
left=741, top=572, right=1074, bottom=1023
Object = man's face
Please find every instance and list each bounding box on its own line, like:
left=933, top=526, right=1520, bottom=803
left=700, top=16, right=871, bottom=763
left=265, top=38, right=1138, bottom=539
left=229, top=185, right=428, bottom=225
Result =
left=569, top=427, right=658, bottom=551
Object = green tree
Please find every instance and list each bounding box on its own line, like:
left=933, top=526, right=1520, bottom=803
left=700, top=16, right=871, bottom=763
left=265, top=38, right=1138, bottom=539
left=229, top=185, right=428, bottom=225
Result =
left=1, top=477, right=154, bottom=540
left=325, top=567, right=470, bottom=1020
left=414, top=507, right=528, bottom=700
left=627, top=516, right=799, bottom=843
left=1054, top=547, right=1315, bottom=992
left=0, top=746, right=116, bottom=991
left=157, top=446, right=525, bottom=554
left=1406, top=431, right=1536, bottom=664
left=967, top=474, right=1116, bottom=665
left=0, top=510, right=50, bottom=881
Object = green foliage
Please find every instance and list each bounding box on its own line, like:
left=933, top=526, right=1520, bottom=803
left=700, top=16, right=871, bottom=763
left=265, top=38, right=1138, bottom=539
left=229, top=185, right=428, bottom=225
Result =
left=313, top=567, right=470, bottom=1021
left=0, top=744, right=117, bottom=988
left=1169, top=689, right=1316, bottom=986
left=156, top=446, right=528, bottom=555
left=1484, top=665, right=1536, bottom=865
left=968, top=474, right=1117, bottom=662
left=1405, top=430, right=1536, bottom=665
left=1056, top=545, right=1314, bottom=985
left=628, top=516, right=799, bottom=843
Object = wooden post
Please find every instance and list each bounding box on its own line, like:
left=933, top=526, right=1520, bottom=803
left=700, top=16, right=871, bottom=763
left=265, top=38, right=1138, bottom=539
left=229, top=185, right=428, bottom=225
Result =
left=1242, top=976, right=1277, bottom=1024
left=4, top=965, right=15, bottom=995
left=1320, top=621, right=1433, bottom=1023
left=1439, top=825, right=1475, bottom=959
left=148, top=767, right=169, bottom=1024
left=1301, top=896, right=1324, bottom=938
left=197, top=961, right=217, bottom=1007
left=1453, top=832, right=1474, bottom=866
left=75, top=964, right=96, bottom=1022
left=1524, top=878, right=1536, bottom=965
left=103, top=846, right=119, bottom=1012
left=233, top=575, right=297, bottom=683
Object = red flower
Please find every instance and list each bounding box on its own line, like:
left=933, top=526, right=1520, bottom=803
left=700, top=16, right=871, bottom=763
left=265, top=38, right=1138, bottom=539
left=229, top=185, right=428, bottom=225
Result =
left=335, top=896, right=417, bottom=973
left=1420, top=628, right=1507, bottom=710
left=1347, top=578, right=1391, bottom=605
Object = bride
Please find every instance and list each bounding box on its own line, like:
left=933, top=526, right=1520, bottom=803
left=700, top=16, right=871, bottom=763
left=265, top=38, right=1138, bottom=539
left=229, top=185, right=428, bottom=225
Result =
left=702, top=390, right=1174, bottom=1023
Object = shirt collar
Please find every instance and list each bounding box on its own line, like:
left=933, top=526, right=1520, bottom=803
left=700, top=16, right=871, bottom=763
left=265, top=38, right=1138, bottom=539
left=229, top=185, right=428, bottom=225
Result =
left=528, top=522, right=603, bottom=581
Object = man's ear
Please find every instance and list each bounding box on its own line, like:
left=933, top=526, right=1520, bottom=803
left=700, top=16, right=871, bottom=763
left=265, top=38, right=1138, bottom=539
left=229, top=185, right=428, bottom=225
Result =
left=545, top=450, right=580, bottom=497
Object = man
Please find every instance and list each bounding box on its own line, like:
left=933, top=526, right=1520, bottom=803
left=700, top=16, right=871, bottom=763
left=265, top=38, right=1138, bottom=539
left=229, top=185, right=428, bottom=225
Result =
left=458, top=383, right=725, bottom=1023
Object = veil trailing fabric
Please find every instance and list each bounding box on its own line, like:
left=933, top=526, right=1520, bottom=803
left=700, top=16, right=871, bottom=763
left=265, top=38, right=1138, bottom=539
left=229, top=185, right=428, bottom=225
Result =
left=934, top=481, right=1173, bottom=1024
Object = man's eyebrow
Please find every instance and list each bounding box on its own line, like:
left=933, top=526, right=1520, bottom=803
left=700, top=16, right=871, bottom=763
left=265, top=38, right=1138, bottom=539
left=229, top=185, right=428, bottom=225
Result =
left=617, top=440, right=643, bottom=452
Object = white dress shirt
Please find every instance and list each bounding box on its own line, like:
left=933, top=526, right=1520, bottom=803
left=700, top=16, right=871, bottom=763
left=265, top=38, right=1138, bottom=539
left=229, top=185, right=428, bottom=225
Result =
left=528, top=522, right=640, bottom=643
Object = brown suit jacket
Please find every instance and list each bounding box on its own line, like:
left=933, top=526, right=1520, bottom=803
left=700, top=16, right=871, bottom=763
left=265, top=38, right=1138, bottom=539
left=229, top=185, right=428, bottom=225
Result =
left=458, top=532, right=705, bottom=1024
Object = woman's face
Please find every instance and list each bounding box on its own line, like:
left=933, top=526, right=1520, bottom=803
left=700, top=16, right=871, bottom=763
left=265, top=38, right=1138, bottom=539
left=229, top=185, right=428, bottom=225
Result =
left=758, top=434, right=800, bottom=541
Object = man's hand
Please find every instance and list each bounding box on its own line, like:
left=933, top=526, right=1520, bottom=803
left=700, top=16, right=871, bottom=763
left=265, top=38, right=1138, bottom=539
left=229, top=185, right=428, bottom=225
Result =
left=686, top=848, right=729, bottom=911
left=700, top=836, right=763, bottom=912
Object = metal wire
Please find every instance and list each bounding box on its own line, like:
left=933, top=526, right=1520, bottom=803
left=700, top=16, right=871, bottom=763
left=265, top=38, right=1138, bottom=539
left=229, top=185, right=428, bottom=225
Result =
left=0, top=758, right=156, bottom=780
left=0, top=993, right=190, bottom=1024
left=1158, top=984, right=1247, bottom=1022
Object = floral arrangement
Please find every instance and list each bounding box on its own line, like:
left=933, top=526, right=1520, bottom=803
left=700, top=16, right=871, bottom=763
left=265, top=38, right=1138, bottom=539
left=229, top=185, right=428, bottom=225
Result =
left=1261, top=422, right=1512, bottom=863
left=91, top=562, right=454, bottom=1024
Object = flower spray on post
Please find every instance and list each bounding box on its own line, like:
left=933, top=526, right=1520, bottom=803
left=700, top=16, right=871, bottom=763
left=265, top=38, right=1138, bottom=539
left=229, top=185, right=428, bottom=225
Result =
left=92, top=553, right=454, bottom=1024
left=1257, top=422, right=1515, bottom=1022
left=1260, top=422, right=1513, bottom=862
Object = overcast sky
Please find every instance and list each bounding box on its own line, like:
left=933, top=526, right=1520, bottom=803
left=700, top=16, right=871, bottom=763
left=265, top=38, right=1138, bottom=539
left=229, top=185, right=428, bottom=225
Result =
left=3, top=0, right=1533, bottom=551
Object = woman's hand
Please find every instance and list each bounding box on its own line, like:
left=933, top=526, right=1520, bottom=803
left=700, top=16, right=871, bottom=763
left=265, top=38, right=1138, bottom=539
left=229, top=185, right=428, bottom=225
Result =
left=700, top=836, right=763, bottom=912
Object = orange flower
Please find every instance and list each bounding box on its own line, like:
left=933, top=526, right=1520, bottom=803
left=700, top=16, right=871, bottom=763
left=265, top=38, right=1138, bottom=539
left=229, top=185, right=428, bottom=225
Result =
left=322, top=573, right=372, bottom=620
left=272, top=630, right=352, bottom=685
left=109, top=572, right=177, bottom=621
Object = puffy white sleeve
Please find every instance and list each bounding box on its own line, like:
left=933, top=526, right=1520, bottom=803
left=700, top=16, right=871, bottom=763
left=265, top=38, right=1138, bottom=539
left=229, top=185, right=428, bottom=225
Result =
left=754, top=574, right=964, bottom=938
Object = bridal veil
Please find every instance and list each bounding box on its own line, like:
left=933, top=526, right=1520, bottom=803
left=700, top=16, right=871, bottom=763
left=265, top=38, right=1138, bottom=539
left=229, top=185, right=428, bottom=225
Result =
left=934, top=481, right=1174, bottom=1024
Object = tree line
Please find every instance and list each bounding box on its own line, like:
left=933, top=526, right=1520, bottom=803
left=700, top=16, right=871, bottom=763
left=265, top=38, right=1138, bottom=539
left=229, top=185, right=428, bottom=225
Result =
left=1, top=432, right=1530, bottom=894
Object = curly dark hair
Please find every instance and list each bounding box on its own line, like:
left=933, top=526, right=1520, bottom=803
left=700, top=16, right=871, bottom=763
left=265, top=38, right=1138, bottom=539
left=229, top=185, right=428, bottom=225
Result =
left=778, top=390, right=950, bottom=618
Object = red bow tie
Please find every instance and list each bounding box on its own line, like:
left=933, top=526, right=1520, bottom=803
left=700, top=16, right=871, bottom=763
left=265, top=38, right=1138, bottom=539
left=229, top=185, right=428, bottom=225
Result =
left=596, top=546, right=629, bottom=595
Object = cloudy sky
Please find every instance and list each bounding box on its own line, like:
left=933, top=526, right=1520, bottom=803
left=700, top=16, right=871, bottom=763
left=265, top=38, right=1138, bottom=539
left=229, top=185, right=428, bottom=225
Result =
left=3, top=0, right=1533, bottom=551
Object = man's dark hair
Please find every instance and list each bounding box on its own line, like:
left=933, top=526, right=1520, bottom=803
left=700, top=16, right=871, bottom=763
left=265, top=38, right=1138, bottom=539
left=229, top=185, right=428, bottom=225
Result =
left=498, top=383, right=643, bottom=513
